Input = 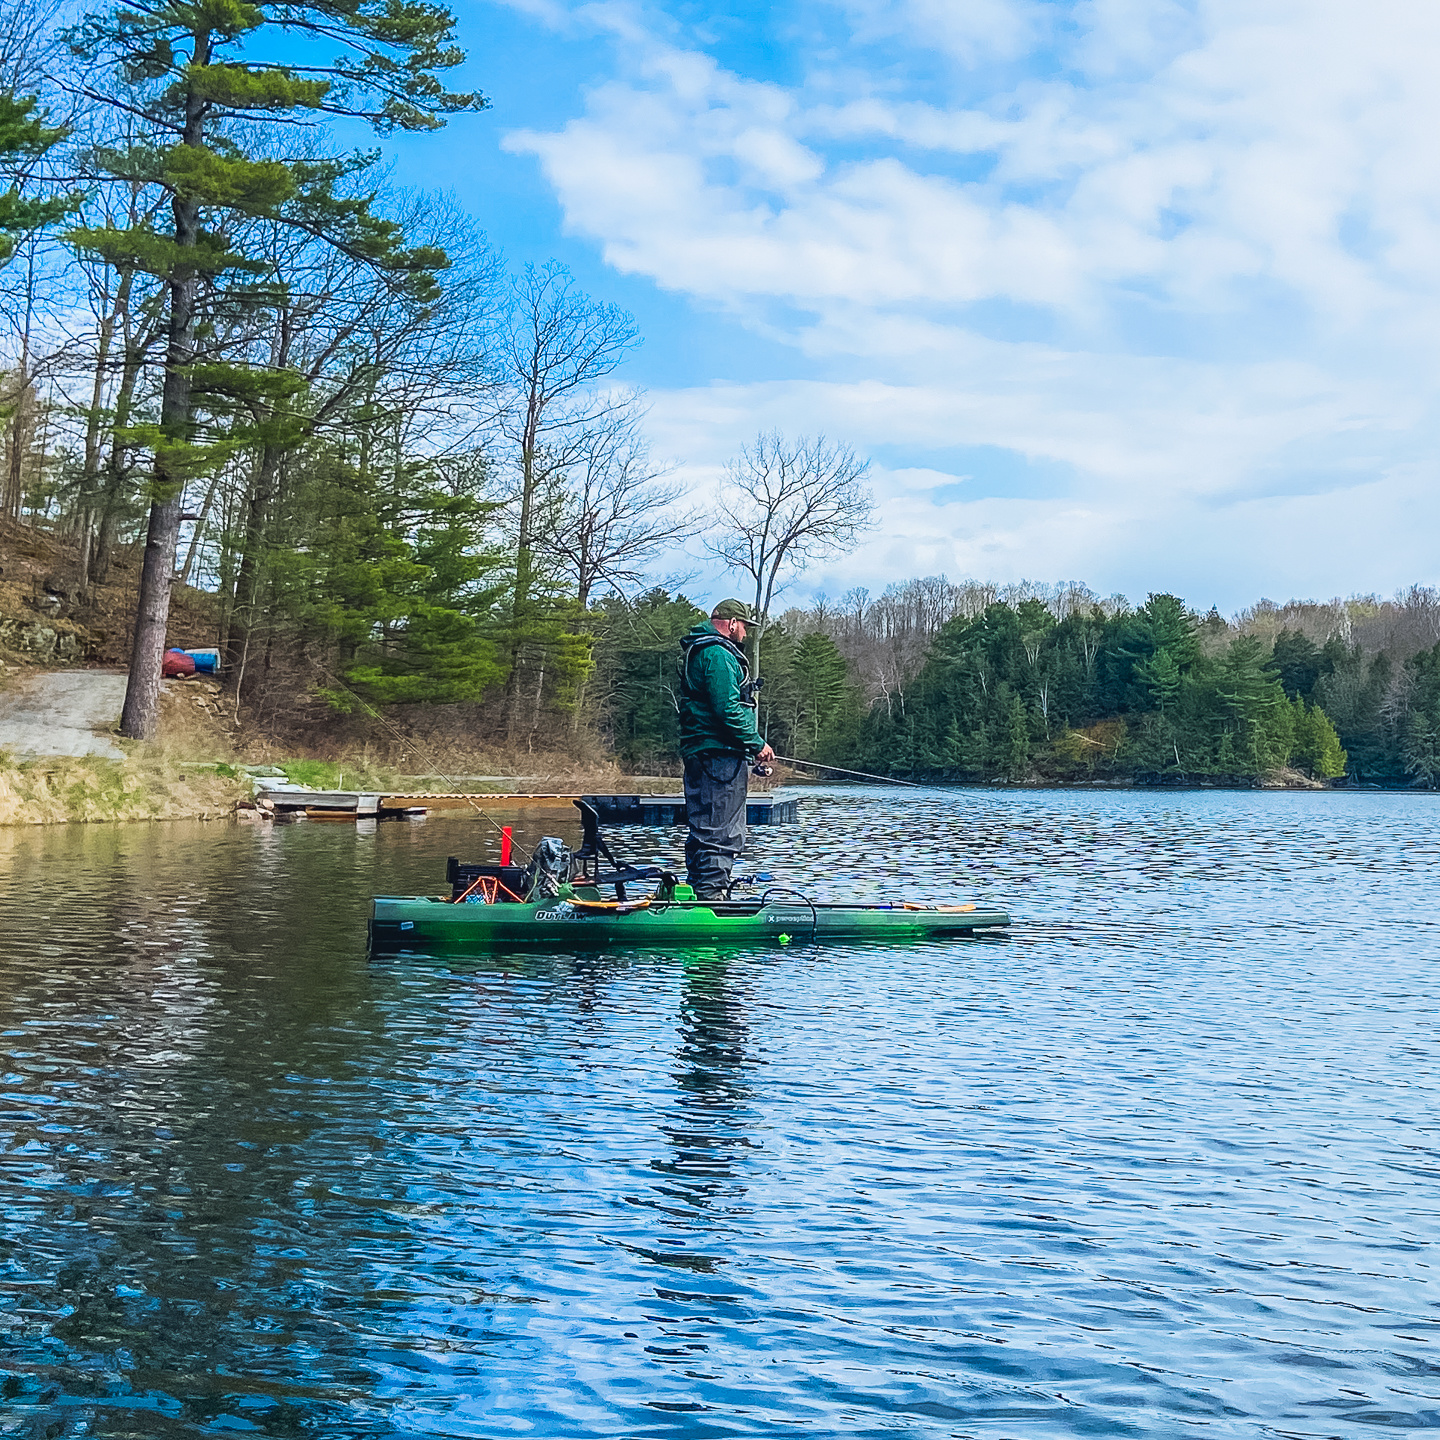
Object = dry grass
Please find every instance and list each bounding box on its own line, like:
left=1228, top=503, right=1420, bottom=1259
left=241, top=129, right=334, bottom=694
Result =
left=0, top=750, right=245, bottom=825
left=0, top=675, right=247, bottom=826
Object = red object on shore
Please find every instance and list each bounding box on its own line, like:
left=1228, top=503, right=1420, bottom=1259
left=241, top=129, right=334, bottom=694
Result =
left=162, top=648, right=196, bottom=677
left=500, top=826, right=513, bottom=866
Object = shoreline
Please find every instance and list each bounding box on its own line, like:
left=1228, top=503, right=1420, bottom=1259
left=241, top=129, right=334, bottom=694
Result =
left=0, top=749, right=699, bottom=826
left=0, top=758, right=1412, bottom=827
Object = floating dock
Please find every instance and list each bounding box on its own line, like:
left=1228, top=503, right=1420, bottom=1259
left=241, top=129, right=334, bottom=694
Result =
left=584, top=794, right=798, bottom=826
left=252, top=789, right=799, bottom=825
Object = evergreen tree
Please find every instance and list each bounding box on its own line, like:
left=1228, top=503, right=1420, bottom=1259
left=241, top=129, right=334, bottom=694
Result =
left=1402, top=707, right=1440, bottom=788
left=295, top=466, right=508, bottom=708
left=1270, top=628, right=1324, bottom=699
left=999, top=691, right=1030, bottom=779
left=1315, top=648, right=1393, bottom=781
left=0, top=93, right=72, bottom=260
left=790, top=631, right=851, bottom=755
left=840, top=595, right=1351, bottom=786
left=590, top=591, right=704, bottom=767
left=1291, top=697, right=1348, bottom=780
left=69, top=0, right=483, bottom=738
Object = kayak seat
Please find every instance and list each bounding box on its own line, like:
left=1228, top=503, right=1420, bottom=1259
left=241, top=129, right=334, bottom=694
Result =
left=588, top=863, right=666, bottom=901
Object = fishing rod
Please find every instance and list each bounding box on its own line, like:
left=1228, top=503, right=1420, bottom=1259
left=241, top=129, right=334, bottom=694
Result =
left=312, top=661, right=537, bottom=862
left=771, top=755, right=922, bottom=788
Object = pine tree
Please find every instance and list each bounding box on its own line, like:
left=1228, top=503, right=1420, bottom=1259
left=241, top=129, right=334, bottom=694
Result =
left=68, top=0, right=484, bottom=738
left=1306, top=704, right=1348, bottom=780
left=1290, top=694, right=1342, bottom=777
left=1402, top=708, right=1440, bottom=788
left=0, top=94, right=72, bottom=260
left=791, top=631, right=849, bottom=754
left=1000, top=692, right=1030, bottom=780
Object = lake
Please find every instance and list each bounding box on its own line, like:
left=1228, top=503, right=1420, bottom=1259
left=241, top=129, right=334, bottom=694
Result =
left=2, top=786, right=1437, bottom=1438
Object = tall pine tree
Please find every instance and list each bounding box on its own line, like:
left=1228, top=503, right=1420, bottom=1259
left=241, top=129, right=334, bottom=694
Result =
left=69, top=0, right=484, bottom=738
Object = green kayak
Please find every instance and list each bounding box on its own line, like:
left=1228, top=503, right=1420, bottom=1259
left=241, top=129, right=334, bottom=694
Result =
left=369, top=893, right=1010, bottom=953
left=368, top=800, right=1010, bottom=954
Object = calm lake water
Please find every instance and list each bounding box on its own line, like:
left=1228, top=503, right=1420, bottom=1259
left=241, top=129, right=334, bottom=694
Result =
left=2, top=786, right=1438, bottom=1438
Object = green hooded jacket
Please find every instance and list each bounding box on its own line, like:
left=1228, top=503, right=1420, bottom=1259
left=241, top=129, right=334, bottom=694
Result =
left=677, top=622, right=765, bottom=758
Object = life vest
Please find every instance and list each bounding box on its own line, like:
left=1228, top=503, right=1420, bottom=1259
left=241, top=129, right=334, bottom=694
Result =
left=678, top=630, right=756, bottom=706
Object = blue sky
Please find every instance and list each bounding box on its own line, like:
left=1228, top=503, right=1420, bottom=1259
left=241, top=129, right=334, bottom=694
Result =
left=386, top=0, right=1440, bottom=613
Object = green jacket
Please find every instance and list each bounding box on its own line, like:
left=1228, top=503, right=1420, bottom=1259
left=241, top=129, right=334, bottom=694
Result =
left=677, top=622, right=765, bottom=758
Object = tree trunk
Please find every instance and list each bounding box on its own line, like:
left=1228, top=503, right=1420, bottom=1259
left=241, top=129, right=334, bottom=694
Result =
left=222, top=443, right=279, bottom=682
left=78, top=268, right=138, bottom=580
left=504, top=440, right=537, bottom=738
left=747, top=575, right=768, bottom=684
left=88, top=300, right=148, bottom=586
left=180, top=462, right=223, bottom=585
left=4, top=238, right=38, bottom=521
left=4, top=344, right=28, bottom=520
left=120, top=492, right=185, bottom=738
left=119, top=49, right=206, bottom=741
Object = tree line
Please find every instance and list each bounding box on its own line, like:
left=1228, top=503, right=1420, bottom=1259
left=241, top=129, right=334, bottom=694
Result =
left=741, top=581, right=1440, bottom=787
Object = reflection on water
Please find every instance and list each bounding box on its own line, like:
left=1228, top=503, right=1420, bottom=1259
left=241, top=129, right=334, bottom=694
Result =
left=2, top=788, right=1440, bottom=1437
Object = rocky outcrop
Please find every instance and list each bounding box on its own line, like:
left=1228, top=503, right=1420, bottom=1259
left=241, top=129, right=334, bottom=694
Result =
left=0, top=618, right=86, bottom=662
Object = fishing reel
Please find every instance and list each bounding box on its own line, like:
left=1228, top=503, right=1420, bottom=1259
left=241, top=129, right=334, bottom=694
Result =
left=751, top=763, right=774, bottom=777
left=725, top=871, right=774, bottom=898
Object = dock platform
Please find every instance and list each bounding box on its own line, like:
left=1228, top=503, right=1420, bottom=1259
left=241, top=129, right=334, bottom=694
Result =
left=252, top=789, right=799, bottom=825
left=583, top=794, right=798, bottom=826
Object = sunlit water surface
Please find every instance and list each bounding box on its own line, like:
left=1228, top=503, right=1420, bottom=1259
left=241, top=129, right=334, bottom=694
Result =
left=2, top=787, right=1438, bottom=1438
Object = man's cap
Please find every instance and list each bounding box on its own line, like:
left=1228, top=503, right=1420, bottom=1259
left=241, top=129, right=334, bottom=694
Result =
left=711, top=598, right=757, bottom=623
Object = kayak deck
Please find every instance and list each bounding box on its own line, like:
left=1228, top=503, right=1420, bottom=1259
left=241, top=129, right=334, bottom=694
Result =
left=369, top=894, right=1011, bottom=953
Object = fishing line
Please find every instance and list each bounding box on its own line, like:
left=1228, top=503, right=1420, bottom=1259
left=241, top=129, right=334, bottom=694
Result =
left=773, top=755, right=922, bottom=787
left=591, top=583, right=915, bottom=791
left=311, top=662, right=538, bottom=863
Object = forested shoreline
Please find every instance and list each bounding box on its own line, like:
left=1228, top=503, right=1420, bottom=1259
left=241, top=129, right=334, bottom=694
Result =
left=1, top=0, right=1439, bottom=794
left=598, top=580, right=1440, bottom=789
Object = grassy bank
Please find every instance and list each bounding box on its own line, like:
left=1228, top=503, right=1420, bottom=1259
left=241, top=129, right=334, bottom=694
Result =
left=0, top=751, right=248, bottom=825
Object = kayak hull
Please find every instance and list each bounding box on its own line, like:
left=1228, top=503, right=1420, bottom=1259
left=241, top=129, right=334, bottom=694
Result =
left=369, top=895, right=1011, bottom=953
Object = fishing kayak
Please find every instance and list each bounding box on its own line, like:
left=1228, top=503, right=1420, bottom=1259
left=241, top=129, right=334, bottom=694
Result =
left=369, top=893, right=1011, bottom=953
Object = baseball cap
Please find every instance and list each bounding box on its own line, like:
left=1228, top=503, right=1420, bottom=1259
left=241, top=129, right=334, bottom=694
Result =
left=711, top=598, right=758, bottom=623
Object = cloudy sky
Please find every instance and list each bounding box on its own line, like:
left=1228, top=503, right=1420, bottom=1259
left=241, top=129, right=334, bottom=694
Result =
left=393, top=0, right=1440, bottom=612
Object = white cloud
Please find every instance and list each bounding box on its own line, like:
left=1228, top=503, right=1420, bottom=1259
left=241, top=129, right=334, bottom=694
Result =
left=498, top=0, right=1440, bottom=605
left=834, top=0, right=1051, bottom=65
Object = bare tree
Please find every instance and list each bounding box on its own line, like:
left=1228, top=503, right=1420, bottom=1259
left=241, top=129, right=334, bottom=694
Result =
left=534, top=396, right=697, bottom=606
left=0, top=0, right=63, bottom=92
left=496, top=260, right=639, bottom=733
left=706, top=430, right=874, bottom=676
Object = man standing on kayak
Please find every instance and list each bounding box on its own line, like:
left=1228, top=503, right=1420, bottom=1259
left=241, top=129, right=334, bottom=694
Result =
left=677, top=599, right=776, bottom=900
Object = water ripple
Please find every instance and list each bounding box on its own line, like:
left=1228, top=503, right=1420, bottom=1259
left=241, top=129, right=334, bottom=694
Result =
left=1, top=789, right=1437, bottom=1437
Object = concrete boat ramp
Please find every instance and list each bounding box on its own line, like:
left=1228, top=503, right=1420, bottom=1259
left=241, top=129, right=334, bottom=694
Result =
left=0, top=669, right=127, bottom=759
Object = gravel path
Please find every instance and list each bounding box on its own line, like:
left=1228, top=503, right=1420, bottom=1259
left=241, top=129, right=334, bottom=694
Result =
left=0, top=669, right=127, bottom=759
